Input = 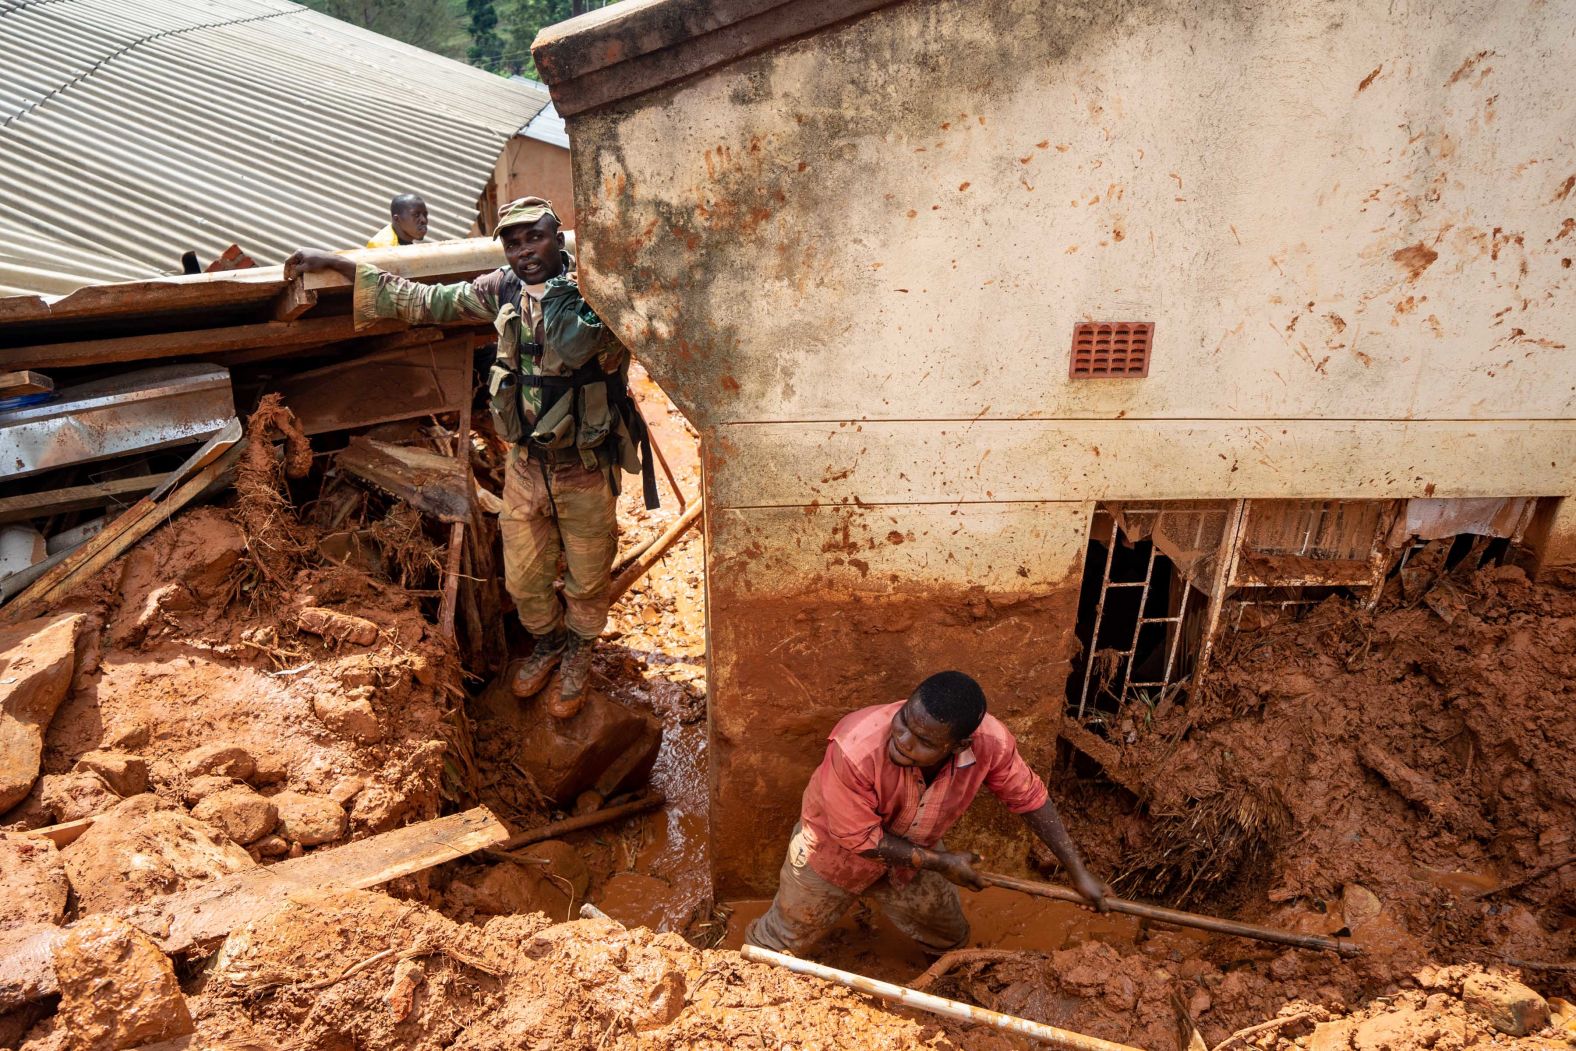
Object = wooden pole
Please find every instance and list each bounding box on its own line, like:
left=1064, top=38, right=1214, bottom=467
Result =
left=978, top=872, right=1360, bottom=956
left=493, top=790, right=665, bottom=852
left=740, top=944, right=1144, bottom=1051
left=608, top=501, right=702, bottom=602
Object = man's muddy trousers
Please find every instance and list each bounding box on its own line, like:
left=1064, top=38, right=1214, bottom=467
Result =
left=499, top=448, right=618, bottom=638
left=746, top=825, right=970, bottom=956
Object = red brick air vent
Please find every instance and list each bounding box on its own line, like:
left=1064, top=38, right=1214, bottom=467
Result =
left=1069, top=322, right=1154, bottom=378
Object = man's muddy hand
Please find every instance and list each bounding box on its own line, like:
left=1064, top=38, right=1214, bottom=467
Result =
left=932, top=850, right=987, bottom=891
left=1073, top=870, right=1111, bottom=912
left=284, top=248, right=354, bottom=280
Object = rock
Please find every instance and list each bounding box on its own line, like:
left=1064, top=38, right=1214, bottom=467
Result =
left=478, top=678, right=661, bottom=806
left=385, top=958, right=424, bottom=1023
left=180, top=742, right=256, bottom=781
left=191, top=786, right=277, bottom=845
left=312, top=690, right=383, bottom=744
left=1307, top=1019, right=1356, bottom=1051
left=0, top=614, right=85, bottom=813
left=181, top=774, right=242, bottom=805
left=252, top=754, right=290, bottom=785
left=61, top=794, right=254, bottom=913
left=248, top=834, right=289, bottom=860
left=271, top=791, right=348, bottom=846
left=297, top=607, right=379, bottom=646
left=104, top=719, right=151, bottom=751
left=72, top=751, right=149, bottom=797
left=1341, top=882, right=1382, bottom=931
left=38, top=771, right=121, bottom=823
left=326, top=776, right=365, bottom=806
left=51, top=915, right=195, bottom=1049
left=0, top=834, right=68, bottom=931
left=1462, top=972, right=1550, bottom=1036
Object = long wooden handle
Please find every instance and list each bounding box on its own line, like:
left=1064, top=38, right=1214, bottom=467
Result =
left=979, top=872, right=1360, bottom=956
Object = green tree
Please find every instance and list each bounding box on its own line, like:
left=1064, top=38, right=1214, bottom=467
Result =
left=466, top=0, right=506, bottom=70
left=498, top=0, right=617, bottom=78
left=298, top=0, right=469, bottom=61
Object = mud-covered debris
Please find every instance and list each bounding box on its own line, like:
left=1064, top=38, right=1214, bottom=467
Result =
left=191, top=786, right=279, bottom=846
left=180, top=743, right=257, bottom=781
left=0, top=613, right=85, bottom=814
left=0, top=833, right=68, bottom=931
left=51, top=915, right=195, bottom=1050
left=298, top=606, right=380, bottom=646
left=312, top=688, right=383, bottom=743
left=270, top=790, right=348, bottom=846
left=61, top=794, right=254, bottom=913
left=71, top=750, right=148, bottom=797
left=37, top=770, right=120, bottom=824
left=1462, top=972, right=1550, bottom=1036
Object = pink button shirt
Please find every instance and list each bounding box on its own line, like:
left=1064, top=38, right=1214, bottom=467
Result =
left=799, top=700, right=1050, bottom=893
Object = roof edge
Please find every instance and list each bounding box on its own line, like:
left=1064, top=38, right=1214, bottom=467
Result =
left=532, top=0, right=905, bottom=118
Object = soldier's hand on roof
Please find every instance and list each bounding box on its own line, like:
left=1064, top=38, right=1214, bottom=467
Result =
left=284, top=248, right=354, bottom=280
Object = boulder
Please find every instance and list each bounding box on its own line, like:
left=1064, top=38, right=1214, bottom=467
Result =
left=312, top=690, right=383, bottom=744
left=191, top=786, right=278, bottom=845
left=61, top=794, right=255, bottom=914
left=1462, top=972, right=1550, bottom=1036
left=297, top=607, right=379, bottom=646
left=248, top=834, right=289, bottom=860
left=38, top=771, right=121, bottom=823
left=0, top=834, right=68, bottom=931
left=179, top=742, right=256, bottom=781
left=181, top=774, right=242, bottom=805
left=271, top=791, right=348, bottom=846
left=52, top=915, right=195, bottom=1049
left=0, top=614, right=85, bottom=813
left=72, top=751, right=149, bottom=797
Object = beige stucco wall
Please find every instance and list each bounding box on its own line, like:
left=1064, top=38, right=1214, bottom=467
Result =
left=559, top=0, right=1576, bottom=894
left=493, top=135, right=577, bottom=228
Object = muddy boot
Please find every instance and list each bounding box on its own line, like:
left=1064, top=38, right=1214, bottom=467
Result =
left=511, top=629, right=567, bottom=698
left=548, top=632, right=595, bottom=720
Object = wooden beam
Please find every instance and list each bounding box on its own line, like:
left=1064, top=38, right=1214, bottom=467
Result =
left=0, top=807, right=507, bottom=1009
left=269, top=277, right=317, bottom=321
left=0, top=475, right=162, bottom=526
left=267, top=336, right=470, bottom=436
left=336, top=438, right=472, bottom=523
left=0, top=371, right=52, bottom=397
left=22, top=816, right=94, bottom=849
left=1, top=315, right=409, bottom=370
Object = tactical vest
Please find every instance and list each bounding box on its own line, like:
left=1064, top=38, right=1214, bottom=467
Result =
left=486, top=270, right=659, bottom=509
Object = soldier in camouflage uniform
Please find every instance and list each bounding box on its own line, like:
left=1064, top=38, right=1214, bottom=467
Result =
left=286, top=197, right=655, bottom=719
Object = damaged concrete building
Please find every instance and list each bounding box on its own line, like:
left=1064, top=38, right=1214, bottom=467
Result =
left=532, top=0, right=1576, bottom=895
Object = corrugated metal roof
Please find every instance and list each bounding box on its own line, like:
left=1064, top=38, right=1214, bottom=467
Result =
left=0, top=0, right=550, bottom=297
left=512, top=77, right=569, bottom=149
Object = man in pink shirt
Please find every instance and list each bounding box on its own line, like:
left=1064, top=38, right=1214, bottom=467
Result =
left=746, top=671, right=1107, bottom=955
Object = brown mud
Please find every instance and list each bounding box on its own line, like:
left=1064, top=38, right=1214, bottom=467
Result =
left=6, top=373, right=1576, bottom=1050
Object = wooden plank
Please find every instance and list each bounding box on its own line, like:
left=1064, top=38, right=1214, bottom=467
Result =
left=337, top=438, right=472, bottom=523
left=0, top=315, right=408, bottom=370
left=22, top=816, right=94, bottom=849
left=0, top=807, right=507, bottom=1009
left=0, top=475, right=162, bottom=526
left=0, top=371, right=52, bottom=397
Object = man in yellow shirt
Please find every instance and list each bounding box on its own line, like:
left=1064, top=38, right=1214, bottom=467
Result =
left=366, top=193, right=429, bottom=248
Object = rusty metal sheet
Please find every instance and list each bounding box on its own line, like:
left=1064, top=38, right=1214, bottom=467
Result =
left=0, top=363, right=234, bottom=480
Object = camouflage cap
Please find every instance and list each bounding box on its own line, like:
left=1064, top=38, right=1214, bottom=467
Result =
left=495, top=195, right=560, bottom=236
